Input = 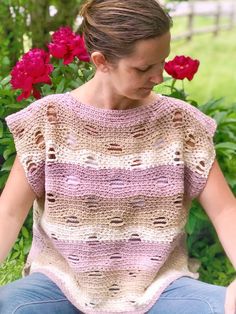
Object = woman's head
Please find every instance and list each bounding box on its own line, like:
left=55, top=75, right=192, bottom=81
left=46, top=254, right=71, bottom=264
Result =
left=80, top=0, right=172, bottom=64
left=80, top=0, right=172, bottom=101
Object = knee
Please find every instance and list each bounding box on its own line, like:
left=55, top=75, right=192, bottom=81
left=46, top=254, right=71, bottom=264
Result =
left=0, top=284, right=23, bottom=314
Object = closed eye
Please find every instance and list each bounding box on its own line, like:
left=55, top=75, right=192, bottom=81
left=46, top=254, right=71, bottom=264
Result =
left=136, top=66, right=152, bottom=73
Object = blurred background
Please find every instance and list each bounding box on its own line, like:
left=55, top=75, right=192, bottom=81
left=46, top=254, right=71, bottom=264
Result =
left=0, top=0, right=235, bottom=104
left=160, top=0, right=236, bottom=105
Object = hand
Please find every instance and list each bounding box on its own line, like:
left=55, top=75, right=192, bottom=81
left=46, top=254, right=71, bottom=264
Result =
left=225, top=278, right=236, bottom=314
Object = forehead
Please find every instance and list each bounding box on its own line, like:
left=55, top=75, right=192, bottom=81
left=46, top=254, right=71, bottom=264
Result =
left=124, top=32, right=171, bottom=65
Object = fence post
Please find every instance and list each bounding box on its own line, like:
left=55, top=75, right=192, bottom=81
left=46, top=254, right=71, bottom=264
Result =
left=229, top=1, right=236, bottom=29
left=187, top=0, right=194, bottom=41
left=214, top=1, right=221, bottom=36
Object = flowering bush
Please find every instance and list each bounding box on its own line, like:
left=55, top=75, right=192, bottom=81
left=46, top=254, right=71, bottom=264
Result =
left=10, top=49, right=54, bottom=101
left=10, top=26, right=92, bottom=103
left=0, top=26, right=236, bottom=286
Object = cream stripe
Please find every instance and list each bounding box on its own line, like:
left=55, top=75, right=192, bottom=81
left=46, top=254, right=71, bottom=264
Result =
left=40, top=218, right=184, bottom=243
left=46, top=141, right=184, bottom=169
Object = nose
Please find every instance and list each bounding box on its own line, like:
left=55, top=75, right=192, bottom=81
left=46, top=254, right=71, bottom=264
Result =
left=149, top=70, right=164, bottom=85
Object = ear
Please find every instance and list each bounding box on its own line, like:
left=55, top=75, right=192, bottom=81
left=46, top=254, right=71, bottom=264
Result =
left=91, top=52, right=109, bottom=72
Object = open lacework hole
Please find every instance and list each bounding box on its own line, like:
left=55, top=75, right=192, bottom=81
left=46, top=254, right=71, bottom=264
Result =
left=130, top=124, right=147, bottom=139
left=109, top=216, right=125, bottom=227
left=26, top=159, right=37, bottom=174
left=185, top=133, right=196, bottom=149
left=84, top=124, right=100, bottom=136
left=35, top=130, right=45, bottom=149
left=152, top=216, right=168, bottom=228
left=84, top=155, right=98, bottom=167
left=174, top=195, right=183, bottom=210
left=196, top=160, right=206, bottom=174
left=66, top=132, right=77, bottom=148
left=51, top=233, right=58, bottom=240
left=128, top=233, right=142, bottom=243
left=110, top=252, right=122, bottom=261
left=88, top=271, right=103, bottom=277
left=14, top=125, right=25, bottom=139
left=47, top=146, right=57, bottom=161
left=47, top=192, right=56, bottom=203
left=47, top=103, right=58, bottom=124
left=130, top=157, right=143, bottom=168
left=106, top=143, right=123, bottom=154
left=156, top=176, right=169, bottom=188
left=172, top=110, right=183, bottom=128
left=84, top=301, right=97, bottom=308
left=130, top=196, right=146, bottom=209
left=150, top=254, right=162, bottom=262
left=128, top=271, right=139, bottom=278
left=109, top=178, right=125, bottom=191
left=109, top=284, right=121, bottom=296
left=84, top=195, right=100, bottom=210
left=174, top=151, right=182, bottom=165
left=67, top=254, right=80, bottom=264
left=153, top=137, right=165, bottom=149
left=65, top=215, right=80, bottom=224
left=66, top=175, right=80, bottom=187
left=86, top=235, right=100, bottom=246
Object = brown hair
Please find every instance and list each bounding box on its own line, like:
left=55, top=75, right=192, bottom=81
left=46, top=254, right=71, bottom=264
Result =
left=80, top=0, right=172, bottom=64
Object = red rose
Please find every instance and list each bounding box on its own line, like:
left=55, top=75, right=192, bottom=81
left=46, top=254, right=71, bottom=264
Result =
left=164, top=56, right=200, bottom=81
left=48, top=27, right=90, bottom=64
left=11, top=48, right=53, bottom=101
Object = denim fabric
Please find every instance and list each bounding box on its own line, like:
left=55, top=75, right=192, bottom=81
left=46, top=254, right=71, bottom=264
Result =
left=0, top=273, right=226, bottom=314
left=147, top=276, right=226, bottom=314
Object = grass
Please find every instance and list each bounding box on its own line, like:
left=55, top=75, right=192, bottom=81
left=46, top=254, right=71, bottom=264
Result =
left=162, top=16, right=236, bottom=105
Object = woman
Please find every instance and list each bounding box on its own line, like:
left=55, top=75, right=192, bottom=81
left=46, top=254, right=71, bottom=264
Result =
left=0, top=0, right=236, bottom=313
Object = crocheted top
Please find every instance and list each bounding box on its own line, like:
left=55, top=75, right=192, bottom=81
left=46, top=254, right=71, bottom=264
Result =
left=6, top=92, right=216, bottom=314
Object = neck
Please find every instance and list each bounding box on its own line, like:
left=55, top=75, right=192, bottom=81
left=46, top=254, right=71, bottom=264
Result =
left=72, top=72, right=154, bottom=110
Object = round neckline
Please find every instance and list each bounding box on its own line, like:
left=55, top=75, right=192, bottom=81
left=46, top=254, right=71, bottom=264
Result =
left=65, top=91, right=163, bottom=116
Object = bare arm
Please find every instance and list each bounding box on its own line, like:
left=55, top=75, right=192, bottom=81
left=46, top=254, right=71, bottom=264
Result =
left=0, top=155, right=36, bottom=264
left=197, top=159, right=236, bottom=268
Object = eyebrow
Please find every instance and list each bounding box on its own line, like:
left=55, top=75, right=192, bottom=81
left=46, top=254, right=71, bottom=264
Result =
left=139, top=50, right=171, bottom=68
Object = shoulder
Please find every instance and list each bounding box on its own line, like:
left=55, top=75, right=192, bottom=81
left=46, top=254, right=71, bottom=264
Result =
left=159, top=95, right=217, bottom=137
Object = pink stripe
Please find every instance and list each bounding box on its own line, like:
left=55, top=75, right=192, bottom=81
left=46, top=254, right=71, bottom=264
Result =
left=51, top=238, right=173, bottom=272
left=185, top=166, right=207, bottom=199
left=45, top=163, right=185, bottom=197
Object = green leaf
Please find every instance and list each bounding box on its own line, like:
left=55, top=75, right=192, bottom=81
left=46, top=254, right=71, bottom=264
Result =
left=1, top=155, right=15, bottom=171
left=0, top=75, right=11, bottom=86
left=0, top=172, right=9, bottom=189
left=0, top=121, right=3, bottom=138
left=56, top=78, right=65, bottom=93
left=21, top=226, right=29, bottom=239
left=215, top=142, right=236, bottom=151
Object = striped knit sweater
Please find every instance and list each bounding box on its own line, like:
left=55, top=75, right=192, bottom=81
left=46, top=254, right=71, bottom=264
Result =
left=6, top=92, right=216, bottom=314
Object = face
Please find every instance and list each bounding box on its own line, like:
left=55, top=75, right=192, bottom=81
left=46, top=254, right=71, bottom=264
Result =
left=107, top=32, right=171, bottom=100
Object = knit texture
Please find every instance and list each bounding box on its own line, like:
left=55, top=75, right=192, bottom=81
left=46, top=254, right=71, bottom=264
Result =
left=6, top=92, right=216, bottom=314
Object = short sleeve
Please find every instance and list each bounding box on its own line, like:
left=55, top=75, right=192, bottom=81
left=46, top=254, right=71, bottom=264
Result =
left=5, top=98, right=47, bottom=198
left=182, top=102, right=217, bottom=200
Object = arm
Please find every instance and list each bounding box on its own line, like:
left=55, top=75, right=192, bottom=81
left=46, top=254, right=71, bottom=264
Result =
left=0, top=155, right=36, bottom=264
left=197, top=159, right=236, bottom=314
left=197, top=159, right=236, bottom=268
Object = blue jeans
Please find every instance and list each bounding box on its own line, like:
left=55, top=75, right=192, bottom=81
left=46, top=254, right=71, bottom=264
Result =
left=0, top=272, right=226, bottom=313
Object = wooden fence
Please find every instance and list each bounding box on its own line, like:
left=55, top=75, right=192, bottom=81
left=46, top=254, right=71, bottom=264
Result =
left=165, top=0, right=236, bottom=41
